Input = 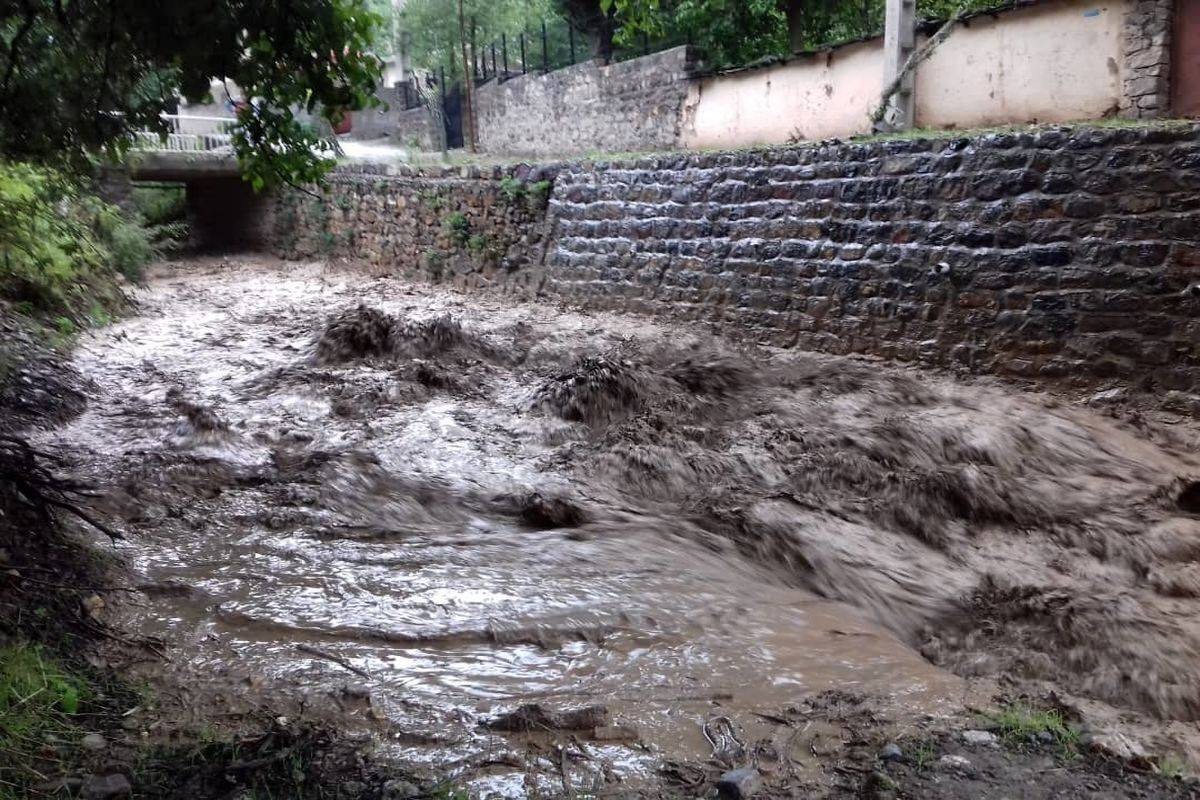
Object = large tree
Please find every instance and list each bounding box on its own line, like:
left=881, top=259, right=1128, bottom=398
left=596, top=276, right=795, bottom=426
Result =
left=592, top=0, right=888, bottom=68
left=557, top=0, right=618, bottom=62
left=0, top=0, right=385, bottom=189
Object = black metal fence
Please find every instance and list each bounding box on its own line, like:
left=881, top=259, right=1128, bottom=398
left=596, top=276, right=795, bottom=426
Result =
left=468, top=16, right=671, bottom=85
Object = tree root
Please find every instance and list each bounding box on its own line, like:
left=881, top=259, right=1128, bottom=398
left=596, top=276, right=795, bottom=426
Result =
left=0, top=434, right=122, bottom=540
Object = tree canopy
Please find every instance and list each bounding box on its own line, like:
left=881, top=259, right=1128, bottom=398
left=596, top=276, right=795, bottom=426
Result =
left=585, top=0, right=993, bottom=70
left=0, top=0, right=386, bottom=189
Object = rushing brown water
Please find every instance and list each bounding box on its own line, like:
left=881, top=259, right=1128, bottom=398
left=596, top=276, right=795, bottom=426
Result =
left=47, top=256, right=1200, bottom=792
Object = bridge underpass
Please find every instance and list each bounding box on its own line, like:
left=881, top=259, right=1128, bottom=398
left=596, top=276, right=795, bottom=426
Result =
left=115, top=117, right=272, bottom=252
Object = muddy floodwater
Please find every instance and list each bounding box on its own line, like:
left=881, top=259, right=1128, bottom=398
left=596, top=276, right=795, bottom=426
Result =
left=47, top=257, right=1200, bottom=795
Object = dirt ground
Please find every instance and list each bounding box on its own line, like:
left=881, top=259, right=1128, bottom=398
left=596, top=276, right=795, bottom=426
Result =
left=6, top=255, right=1200, bottom=798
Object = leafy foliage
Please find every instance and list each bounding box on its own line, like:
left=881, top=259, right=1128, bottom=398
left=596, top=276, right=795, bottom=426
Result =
left=499, top=176, right=526, bottom=203
left=443, top=211, right=470, bottom=245
left=131, top=186, right=186, bottom=227
left=0, top=161, right=166, bottom=315
left=597, top=0, right=1002, bottom=70
left=0, top=1, right=387, bottom=189
left=670, top=0, right=787, bottom=67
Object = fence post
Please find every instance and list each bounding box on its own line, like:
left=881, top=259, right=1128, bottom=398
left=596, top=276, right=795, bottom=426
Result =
left=520, top=32, right=527, bottom=74
left=502, top=33, right=509, bottom=80
left=882, top=0, right=916, bottom=130
left=541, top=20, right=549, bottom=72
left=568, top=24, right=576, bottom=64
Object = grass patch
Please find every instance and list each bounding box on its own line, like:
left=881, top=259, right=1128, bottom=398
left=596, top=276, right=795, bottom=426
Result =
left=980, top=703, right=1080, bottom=751
left=0, top=643, right=89, bottom=798
left=1158, top=754, right=1189, bottom=779
left=912, top=741, right=937, bottom=771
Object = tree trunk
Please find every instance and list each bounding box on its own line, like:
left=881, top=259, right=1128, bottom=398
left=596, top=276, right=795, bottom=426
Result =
left=594, top=12, right=616, bottom=63
left=456, top=0, right=476, bottom=153
left=782, top=0, right=805, bottom=53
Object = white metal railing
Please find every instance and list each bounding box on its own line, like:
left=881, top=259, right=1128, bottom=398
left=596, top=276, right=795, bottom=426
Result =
left=133, top=114, right=236, bottom=152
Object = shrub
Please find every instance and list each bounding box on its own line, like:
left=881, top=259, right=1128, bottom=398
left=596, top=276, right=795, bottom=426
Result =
left=88, top=199, right=156, bottom=282
left=0, top=162, right=94, bottom=311
left=467, top=233, right=489, bottom=253
left=526, top=179, right=552, bottom=211
left=0, top=161, right=176, bottom=316
left=499, top=176, right=525, bottom=204
left=131, top=185, right=186, bottom=226
left=442, top=211, right=470, bottom=246
left=423, top=249, right=445, bottom=280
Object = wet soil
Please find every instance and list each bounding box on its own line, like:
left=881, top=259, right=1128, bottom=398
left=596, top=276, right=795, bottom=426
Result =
left=29, top=255, right=1200, bottom=797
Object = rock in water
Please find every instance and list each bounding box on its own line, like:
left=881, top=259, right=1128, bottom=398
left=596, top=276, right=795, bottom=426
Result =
left=715, top=767, right=761, bottom=800
left=962, top=729, right=999, bottom=746
left=81, top=774, right=131, bottom=800
left=518, top=492, right=587, bottom=529
left=80, top=732, right=106, bottom=751
left=878, top=742, right=903, bottom=761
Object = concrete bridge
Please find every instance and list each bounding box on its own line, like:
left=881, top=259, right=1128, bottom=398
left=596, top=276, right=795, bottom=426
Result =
left=122, top=116, right=264, bottom=250
left=129, top=115, right=241, bottom=179
left=122, top=114, right=407, bottom=249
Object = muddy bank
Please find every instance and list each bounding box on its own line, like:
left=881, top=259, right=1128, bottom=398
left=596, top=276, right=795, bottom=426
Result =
left=30, top=255, right=1200, bottom=796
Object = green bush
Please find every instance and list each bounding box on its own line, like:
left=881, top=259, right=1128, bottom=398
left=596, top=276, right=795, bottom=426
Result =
left=0, top=162, right=92, bottom=311
left=89, top=199, right=156, bottom=282
left=0, top=161, right=178, bottom=318
left=499, top=176, right=525, bottom=204
left=131, top=185, right=186, bottom=226
left=526, top=180, right=552, bottom=211
left=467, top=233, right=489, bottom=253
left=443, top=211, right=470, bottom=246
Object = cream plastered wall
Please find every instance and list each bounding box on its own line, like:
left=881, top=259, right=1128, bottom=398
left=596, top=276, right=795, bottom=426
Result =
left=679, top=39, right=884, bottom=149
left=678, top=0, right=1129, bottom=150
left=915, top=0, right=1129, bottom=129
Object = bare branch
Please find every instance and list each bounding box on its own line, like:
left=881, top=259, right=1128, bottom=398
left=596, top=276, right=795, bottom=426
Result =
left=870, top=9, right=966, bottom=129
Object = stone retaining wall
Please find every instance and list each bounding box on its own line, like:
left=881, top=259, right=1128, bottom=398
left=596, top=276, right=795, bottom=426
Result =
left=473, top=47, right=699, bottom=158
left=272, top=123, right=1200, bottom=390
left=271, top=163, right=560, bottom=282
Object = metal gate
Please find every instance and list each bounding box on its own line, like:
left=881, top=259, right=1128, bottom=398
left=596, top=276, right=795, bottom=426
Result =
left=1175, top=0, right=1200, bottom=117
left=442, top=81, right=464, bottom=150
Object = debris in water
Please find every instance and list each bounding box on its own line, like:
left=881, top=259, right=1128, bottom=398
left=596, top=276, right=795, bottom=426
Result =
left=165, top=387, right=227, bottom=432
left=715, top=766, right=761, bottom=800
left=316, top=305, right=395, bottom=363
left=513, top=491, right=588, bottom=529
left=532, top=354, right=643, bottom=424
left=669, top=356, right=750, bottom=396
left=1177, top=481, right=1200, bottom=514
left=486, top=703, right=609, bottom=732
